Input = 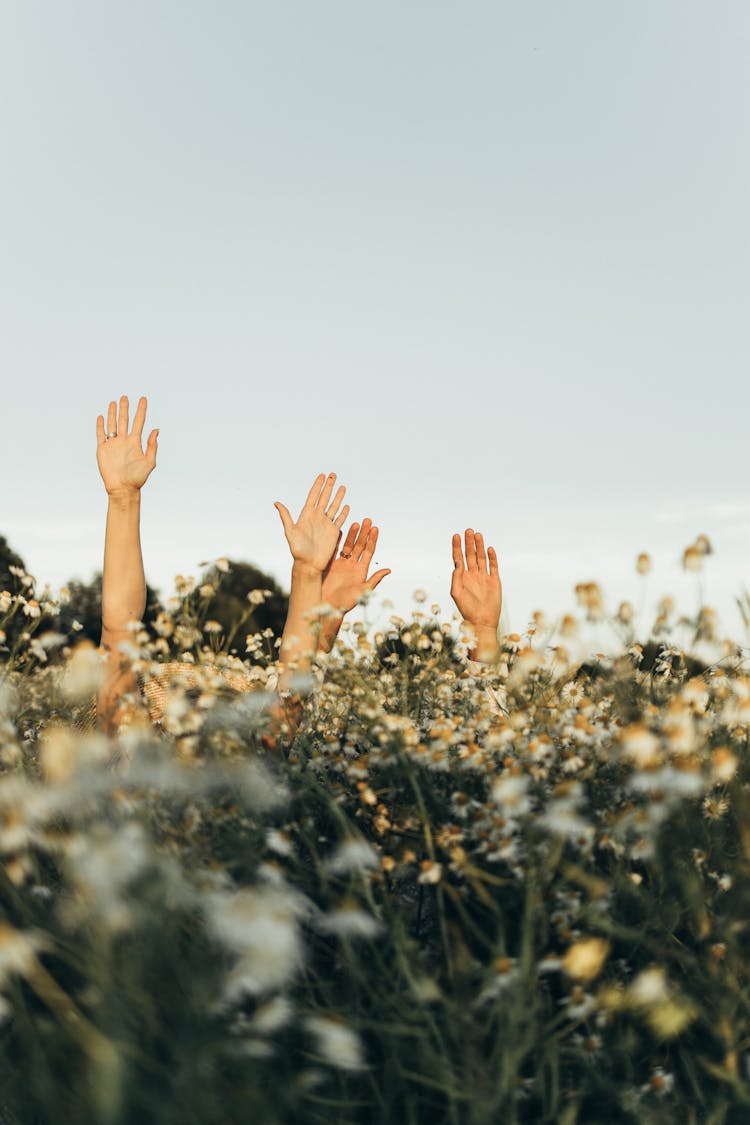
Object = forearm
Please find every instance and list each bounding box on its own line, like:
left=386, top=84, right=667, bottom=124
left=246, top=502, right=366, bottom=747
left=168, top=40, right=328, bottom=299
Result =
left=97, top=657, right=139, bottom=736
left=101, top=489, right=146, bottom=634
left=97, top=489, right=145, bottom=734
left=278, top=562, right=323, bottom=690
left=318, top=611, right=344, bottom=654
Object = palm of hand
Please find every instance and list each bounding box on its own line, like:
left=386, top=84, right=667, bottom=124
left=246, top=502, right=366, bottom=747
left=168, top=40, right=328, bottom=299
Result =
left=276, top=474, right=349, bottom=573
left=450, top=529, right=502, bottom=630
left=98, top=437, right=153, bottom=494
left=96, top=396, right=158, bottom=495
left=287, top=510, right=341, bottom=572
left=322, top=556, right=367, bottom=613
left=451, top=571, right=501, bottom=628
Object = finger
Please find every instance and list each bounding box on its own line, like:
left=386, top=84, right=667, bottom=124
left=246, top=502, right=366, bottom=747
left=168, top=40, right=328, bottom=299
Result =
left=353, top=518, right=373, bottom=560
left=145, top=428, right=159, bottom=469
left=451, top=533, right=465, bottom=571
left=274, top=501, right=294, bottom=536
left=132, top=396, right=148, bottom=441
left=475, top=531, right=487, bottom=573
left=326, top=484, right=346, bottom=521
left=96, top=415, right=106, bottom=445
left=118, top=395, right=129, bottom=436
left=340, top=523, right=359, bottom=557
left=318, top=472, right=337, bottom=510
left=488, top=546, right=499, bottom=577
left=365, top=568, right=391, bottom=591
left=333, top=503, right=350, bottom=529
left=465, top=528, right=478, bottom=571
left=361, top=525, right=379, bottom=566
left=107, top=401, right=117, bottom=436
left=303, top=473, right=327, bottom=511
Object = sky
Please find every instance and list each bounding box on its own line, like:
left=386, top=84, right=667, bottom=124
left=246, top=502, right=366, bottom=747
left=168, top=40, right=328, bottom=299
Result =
left=2, top=1, right=749, bottom=640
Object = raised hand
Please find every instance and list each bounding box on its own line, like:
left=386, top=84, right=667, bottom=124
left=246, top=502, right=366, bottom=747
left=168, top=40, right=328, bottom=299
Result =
left=275, top=473, right=350, bottom=575
left=451, top=529, right=502, bottom=662
left=322, top=518, right=391, bottom=614
left=96, top=396, right=158, bottom=495
left=96, top=395, right=156, bottom=734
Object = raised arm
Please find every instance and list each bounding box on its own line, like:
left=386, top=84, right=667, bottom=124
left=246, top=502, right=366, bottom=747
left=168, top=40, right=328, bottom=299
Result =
left=96, top=396, right=158, bottom=733
left=318, top=518, right=391, bottom=653
left=450, top=529, right=502, bottom=664
left=274, top=473, right=349, bottom=691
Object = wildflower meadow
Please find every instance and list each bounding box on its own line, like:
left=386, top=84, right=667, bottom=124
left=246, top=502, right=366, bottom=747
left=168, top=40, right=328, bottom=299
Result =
left=1, top=539, right=749, bottom=1124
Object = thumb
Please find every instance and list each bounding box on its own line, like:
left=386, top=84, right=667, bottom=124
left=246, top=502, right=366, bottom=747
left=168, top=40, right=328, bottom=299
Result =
left=366, top=568, right=391, bottom=591
left=146, top=429, right=159, bottom=468
left=274, top=501, right=293, bottom=537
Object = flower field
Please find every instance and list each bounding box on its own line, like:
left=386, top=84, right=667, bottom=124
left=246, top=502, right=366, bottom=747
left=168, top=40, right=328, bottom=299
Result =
left=1, top=555, right=750, bottom=1124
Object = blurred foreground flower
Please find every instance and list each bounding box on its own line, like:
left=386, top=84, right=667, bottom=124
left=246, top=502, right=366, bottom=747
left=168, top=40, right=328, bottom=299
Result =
left=60, top=640, right=106, bottom=700
left=562, top=938, right=611, bottom=983
left=208, top=886, right=308, bottom=998
left=305, top=1016, right=367, bottom=1072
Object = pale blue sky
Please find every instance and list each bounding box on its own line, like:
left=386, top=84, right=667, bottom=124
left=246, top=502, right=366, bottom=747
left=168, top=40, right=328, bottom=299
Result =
left=2, top=2, right=749, bottom=635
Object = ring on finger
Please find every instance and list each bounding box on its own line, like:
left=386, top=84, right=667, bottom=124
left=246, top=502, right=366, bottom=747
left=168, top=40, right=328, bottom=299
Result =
left=106, top=431, right=117, bottom=440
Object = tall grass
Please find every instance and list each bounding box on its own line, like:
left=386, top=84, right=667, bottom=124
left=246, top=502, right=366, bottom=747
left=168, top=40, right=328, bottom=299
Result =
left=0, top=551, right=749, bottom=1123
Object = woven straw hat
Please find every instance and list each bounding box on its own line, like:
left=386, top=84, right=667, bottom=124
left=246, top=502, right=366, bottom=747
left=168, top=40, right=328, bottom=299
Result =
left=76, top=659, right=258, bottom=733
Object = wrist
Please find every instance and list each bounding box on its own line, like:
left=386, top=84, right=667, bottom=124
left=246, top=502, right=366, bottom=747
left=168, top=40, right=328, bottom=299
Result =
left=291, top=560, right=323, bottom=581
left=462, top=619, right=499, bottom=639
left=106, top=488, right=142, bottom=509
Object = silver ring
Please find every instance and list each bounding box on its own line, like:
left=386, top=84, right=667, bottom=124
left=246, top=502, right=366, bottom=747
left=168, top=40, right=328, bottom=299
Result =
left=106, top=431, right=117, bottom=440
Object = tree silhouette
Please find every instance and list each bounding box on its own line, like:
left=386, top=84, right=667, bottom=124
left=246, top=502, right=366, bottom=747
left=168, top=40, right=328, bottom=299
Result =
left=0, top=535, right=289, bottom=663
left=56, top=573, right=162, bottom=647
left=201, top=561, right=288, bottom=653
left=0, top=536, right=33, bottom=656
left=0, top=536, right=27, bottom=591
